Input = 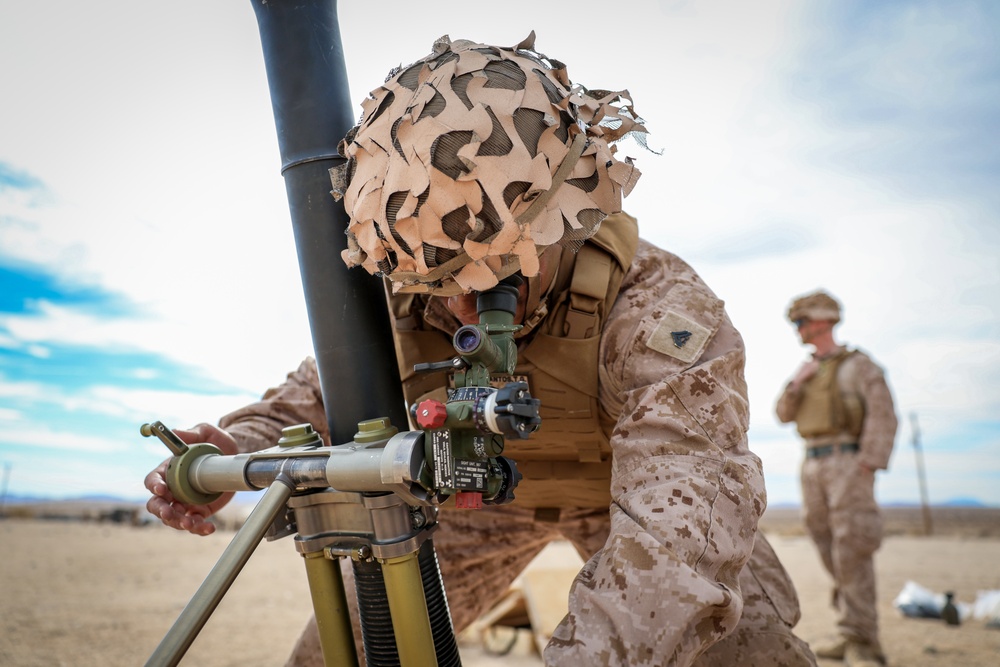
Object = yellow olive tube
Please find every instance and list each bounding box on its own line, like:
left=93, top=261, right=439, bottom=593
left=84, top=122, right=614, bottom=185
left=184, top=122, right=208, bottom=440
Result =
left=302, top=551, right=358, bottom=667
left=380, top=552, right=438, bottom=667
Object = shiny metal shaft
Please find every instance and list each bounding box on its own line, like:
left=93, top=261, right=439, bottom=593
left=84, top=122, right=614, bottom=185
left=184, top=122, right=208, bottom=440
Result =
left=144, top=475, right=295, bottom=667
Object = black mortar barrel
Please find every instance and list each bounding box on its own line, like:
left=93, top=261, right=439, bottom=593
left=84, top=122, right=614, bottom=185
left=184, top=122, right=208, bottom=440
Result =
left=250, top=0, right=406, bottom=441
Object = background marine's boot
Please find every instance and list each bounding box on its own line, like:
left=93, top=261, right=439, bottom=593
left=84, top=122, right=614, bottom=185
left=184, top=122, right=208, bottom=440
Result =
left=844, top=640, right=886, bottom=667
left=812, top=637, right=846, bottom=660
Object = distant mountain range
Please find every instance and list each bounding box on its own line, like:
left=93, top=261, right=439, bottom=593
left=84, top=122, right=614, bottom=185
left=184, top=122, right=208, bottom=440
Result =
left=882, top=497, right=992, bottom=508
left=764, top=498, right=996, bottom=510
left=3, top=493, right=145, bottom=505
left=1, top=491, right=266, bottom=506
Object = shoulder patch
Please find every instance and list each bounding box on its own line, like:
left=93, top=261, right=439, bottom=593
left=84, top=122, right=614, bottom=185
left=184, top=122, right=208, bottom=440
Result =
left=646, top=311, right=711, bottom=364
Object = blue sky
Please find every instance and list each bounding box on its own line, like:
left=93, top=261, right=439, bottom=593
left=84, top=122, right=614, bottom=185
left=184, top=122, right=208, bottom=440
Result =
left=1, top=1, right=998, bottom=506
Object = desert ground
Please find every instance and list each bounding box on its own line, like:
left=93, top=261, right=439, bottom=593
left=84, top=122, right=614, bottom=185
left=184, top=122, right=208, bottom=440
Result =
left=1, top=504, right=998, bottom=666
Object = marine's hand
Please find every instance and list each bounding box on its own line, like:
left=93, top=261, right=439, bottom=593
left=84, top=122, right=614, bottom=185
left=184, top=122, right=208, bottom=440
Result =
left=144, top=423, right=237, bottom=536
left=790, top=359, right=820, bottom=391
left=858, top=462, right=876, bottom=476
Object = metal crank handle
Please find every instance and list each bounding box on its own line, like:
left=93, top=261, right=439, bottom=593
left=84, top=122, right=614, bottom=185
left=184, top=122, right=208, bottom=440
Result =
left=141, top=421, right=190, bottom=456
left=141, top=421, right=227, bottom=506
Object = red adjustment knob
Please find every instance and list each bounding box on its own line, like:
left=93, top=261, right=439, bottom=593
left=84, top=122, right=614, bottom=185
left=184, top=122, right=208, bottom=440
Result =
left=416, top=399, right=448, bottom=429
left=454, top=491, right=483, bottom=510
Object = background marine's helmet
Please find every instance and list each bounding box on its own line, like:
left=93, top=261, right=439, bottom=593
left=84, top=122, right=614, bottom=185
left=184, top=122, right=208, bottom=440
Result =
left=787, top=290, right=842, bottom=324
left=331, top=32, right=648, bottom=295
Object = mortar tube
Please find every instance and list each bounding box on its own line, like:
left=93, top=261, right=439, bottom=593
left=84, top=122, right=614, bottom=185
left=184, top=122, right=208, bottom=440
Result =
left=250, top=0, right=406, bottom=443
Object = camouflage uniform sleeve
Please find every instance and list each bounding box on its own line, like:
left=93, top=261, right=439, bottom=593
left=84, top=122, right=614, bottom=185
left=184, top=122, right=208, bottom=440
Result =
left=774, top=380, right=803, bottom=423
left=545, top=247, right=765, bottom=666
left=217, top=357, right=330, bottom=453
left=852, top=353, right=898, bottom=470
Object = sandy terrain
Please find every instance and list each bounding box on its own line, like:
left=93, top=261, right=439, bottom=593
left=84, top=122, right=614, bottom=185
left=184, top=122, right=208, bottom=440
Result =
left=1, top=506, right=998, bottom=666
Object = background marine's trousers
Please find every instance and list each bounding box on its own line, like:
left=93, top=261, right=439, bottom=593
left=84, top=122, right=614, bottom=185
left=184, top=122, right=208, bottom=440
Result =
left=801, top=450, right=882, bottom=645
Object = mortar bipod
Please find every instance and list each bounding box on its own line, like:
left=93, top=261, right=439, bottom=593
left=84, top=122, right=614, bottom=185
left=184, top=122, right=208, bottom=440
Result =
left=141, top=420, right=461, bottom=667
left=285, top=489, right=460, bottom=667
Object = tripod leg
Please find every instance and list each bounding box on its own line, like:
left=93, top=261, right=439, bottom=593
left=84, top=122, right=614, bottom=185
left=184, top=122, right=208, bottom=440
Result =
left=382, top=552, right=438, bottom=667
left=303, top=551, right=359, bottom=667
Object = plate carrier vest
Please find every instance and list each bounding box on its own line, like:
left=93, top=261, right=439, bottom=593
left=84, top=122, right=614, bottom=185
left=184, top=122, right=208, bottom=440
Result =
left=388, top=213, right=640, bottom=509
left=795, top=348, right=865, bottom=441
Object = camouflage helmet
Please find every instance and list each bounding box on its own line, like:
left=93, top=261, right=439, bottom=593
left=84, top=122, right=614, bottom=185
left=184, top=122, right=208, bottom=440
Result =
left=330, top=32, right=647, bottom=295
left=787, top=290, right=841, bottom=324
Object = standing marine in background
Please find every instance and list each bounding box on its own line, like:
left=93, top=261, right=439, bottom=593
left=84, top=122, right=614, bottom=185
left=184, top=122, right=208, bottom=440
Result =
left=776, top=290, right=898, bottom=667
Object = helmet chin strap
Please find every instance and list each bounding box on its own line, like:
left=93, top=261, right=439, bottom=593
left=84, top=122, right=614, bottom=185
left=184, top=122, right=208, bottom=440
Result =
left=514, top=249, right=562, bottom=340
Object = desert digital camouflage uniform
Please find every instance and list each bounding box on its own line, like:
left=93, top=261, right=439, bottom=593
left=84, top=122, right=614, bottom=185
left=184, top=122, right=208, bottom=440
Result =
left=776, top=346, right=897, bottom=648
left=220, top=226, right=815, bottom=666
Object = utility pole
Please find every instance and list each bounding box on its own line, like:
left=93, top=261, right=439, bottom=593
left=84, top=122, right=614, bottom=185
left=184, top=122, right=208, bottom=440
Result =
left=910, top=413, right=933, bottom=536
left=0, top=462, right=11, bottom=518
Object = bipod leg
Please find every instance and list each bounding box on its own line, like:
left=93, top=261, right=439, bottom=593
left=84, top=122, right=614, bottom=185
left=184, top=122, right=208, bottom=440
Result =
left=145, top=475, right=295, bottom=667
left=302, top=549, right=358, bottom=666
left=381, top=550, right=437, bottom=667
left=289, top=489, right=458, bottom=666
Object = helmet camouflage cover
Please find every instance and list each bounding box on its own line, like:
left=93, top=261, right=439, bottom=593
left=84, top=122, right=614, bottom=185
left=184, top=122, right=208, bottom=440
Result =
left=787, top=290, right=842, bottom=324
left=330, top=32, right=648, bottom=295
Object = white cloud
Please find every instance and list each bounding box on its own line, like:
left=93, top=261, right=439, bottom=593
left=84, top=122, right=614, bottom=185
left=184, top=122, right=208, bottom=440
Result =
left=0, top=297, right=311, bottom=396
left=0, top=376, right=46, bottom=400
left=887, top=339, right=1000, bottom=420
left=1, top=301, right=152, bottom=348
left=83, top=385, right=259, bottom=429
left=25, top=344, right=50, bottom=359
left=0, top=373, right=256, bottom=433
left=0, top=424, right=125, bottom=454
left=0, top=447, right=153, bottom=500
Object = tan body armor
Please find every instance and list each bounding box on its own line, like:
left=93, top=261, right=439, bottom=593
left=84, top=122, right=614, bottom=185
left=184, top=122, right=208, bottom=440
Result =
left=389, top=213, right=640, bottom=508
left=795, top=349, right=865, bottom=440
